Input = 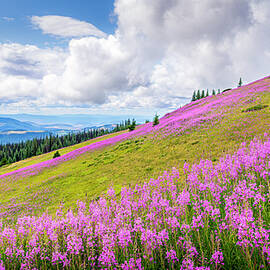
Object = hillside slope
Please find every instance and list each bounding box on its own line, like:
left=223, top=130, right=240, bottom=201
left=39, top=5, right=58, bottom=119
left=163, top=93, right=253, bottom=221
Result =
left=0, top=75, right=270, bottom=220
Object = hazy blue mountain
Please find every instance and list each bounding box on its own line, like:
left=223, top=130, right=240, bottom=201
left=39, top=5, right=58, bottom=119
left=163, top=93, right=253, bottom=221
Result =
left=83, top=124, right=115, bottom=132
left=0, top=117, right=42, bottom=132
left=0, top=114, right=151, bottom=128
left=0, top=117, right=72, bottom=144
left=0, top=132, right=50, bottom=144
left=0, top=114, right=151, bottom=144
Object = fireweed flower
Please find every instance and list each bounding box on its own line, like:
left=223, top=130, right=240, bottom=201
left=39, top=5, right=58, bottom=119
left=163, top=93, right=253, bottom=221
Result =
left=210, top=250, right=224, bottom=265
left=0, top=130, right=269, bottom=268
left=166, top=249, right=178, bottom=263
left=121, top=258, right=144, bottom=270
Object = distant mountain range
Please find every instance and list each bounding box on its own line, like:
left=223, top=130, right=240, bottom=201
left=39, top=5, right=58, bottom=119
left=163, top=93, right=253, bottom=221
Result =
left=0, top=116, right=121, bottom=144
left=0, top=114, right=151, bottom=129
left=0, top=113, right=152, bottom=144
left=83, top=124, right=116, bottom=132
left=0, top=117, right=43, bottom=133
left=0, top=117, right=66, bottom=144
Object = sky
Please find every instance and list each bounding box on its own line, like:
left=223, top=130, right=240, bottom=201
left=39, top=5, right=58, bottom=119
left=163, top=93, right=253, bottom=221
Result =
left=0, top=0, right=270, bottom=116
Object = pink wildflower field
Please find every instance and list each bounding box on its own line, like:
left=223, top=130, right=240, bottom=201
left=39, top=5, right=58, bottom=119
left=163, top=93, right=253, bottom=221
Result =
left=0, top=136, right=269, bottom=269
left=0, top=76, right=269, bottom=269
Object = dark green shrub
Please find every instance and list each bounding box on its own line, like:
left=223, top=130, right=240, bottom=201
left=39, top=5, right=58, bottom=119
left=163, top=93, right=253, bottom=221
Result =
left=53, top=151, right=61, bottom=158
left=242, top=104, right=268, bottom=113
left=128, top=125, right=135, bottom=131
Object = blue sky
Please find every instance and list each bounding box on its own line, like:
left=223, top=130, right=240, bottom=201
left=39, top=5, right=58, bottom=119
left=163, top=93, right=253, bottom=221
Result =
left=0, top=0, right=270, bottom=115
left=0, top=0, right=115, bottom=46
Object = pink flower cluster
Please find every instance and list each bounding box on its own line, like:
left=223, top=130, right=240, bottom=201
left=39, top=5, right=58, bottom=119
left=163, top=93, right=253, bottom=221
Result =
left=0, top=136, right=269, bottom=269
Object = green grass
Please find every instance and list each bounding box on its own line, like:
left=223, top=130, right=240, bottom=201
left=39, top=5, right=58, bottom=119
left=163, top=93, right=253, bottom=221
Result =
left=0, top=80, right=270, bottom=220
left=0, top=130, right=127, bottom=175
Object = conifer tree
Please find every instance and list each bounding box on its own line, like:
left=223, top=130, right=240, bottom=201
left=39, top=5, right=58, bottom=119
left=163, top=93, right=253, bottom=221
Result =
left=153, top=114, right=159, bottom=126
left=52, top=143, right=58, bottom=151
left=128, top=119, right=136, bottom=131
left=196, top=90, right=201, bottom=100
left=0, top=157, right=7, bottom=167
left=36, top=147, right=42, bottom=156
left=238, top=77, right=242, bottom=87
left=201, top=90, right=205, bottom=98
left=212, top=89, right=216, bottom=95
left=206, top=89, right=209, bottom=97
left=191, top=91, right=196, bottom=101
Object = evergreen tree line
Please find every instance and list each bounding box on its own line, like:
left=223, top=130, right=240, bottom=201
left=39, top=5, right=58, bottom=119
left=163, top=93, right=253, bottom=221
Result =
left=191, top=89, right=221, bottom=101
left=0, top=119, right=135, bottom=167
left=192, top=78, right=243, bottom=102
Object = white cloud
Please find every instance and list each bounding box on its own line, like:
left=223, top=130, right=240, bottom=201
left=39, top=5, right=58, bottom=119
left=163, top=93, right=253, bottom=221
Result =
left=31, top=15, right=107, bottom=38
left=1, top=0, right=270, bottom=114
left=41, top=35, right=132, bottom=105
left=2, top=17, right=15, bottom=22
left=0, top=43, right=66, bottom=103
left=110, top=0, right=270, bottom=108
left=105, top=0, right=270, bottom=109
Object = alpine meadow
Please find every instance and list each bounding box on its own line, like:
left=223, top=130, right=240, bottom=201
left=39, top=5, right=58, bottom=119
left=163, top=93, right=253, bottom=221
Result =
left=0, top=75, right=269, bottom=269
left=1, top=0, right=270, bottom=269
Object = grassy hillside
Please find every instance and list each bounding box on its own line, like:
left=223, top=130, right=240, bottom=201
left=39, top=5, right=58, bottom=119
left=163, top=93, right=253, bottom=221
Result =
left=0, top=76, right=270, bottom=221
left=0, top=76, right=269, bottom=269
left=0, top=131, right=127, bottom=175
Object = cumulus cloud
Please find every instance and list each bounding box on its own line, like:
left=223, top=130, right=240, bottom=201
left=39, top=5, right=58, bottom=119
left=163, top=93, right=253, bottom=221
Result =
left=1, top=0, right=270, bottom=113
left=109, top=0, right=270, bottom=108
left=31, top=15, right=107, bottom=38
left=0, top=43, right=66, bottom=100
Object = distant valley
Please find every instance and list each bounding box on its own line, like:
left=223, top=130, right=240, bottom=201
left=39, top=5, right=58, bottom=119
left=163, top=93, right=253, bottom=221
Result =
left=0, top=117, right=70, bottom=144
left=0, top=114, right=150, bottom=144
